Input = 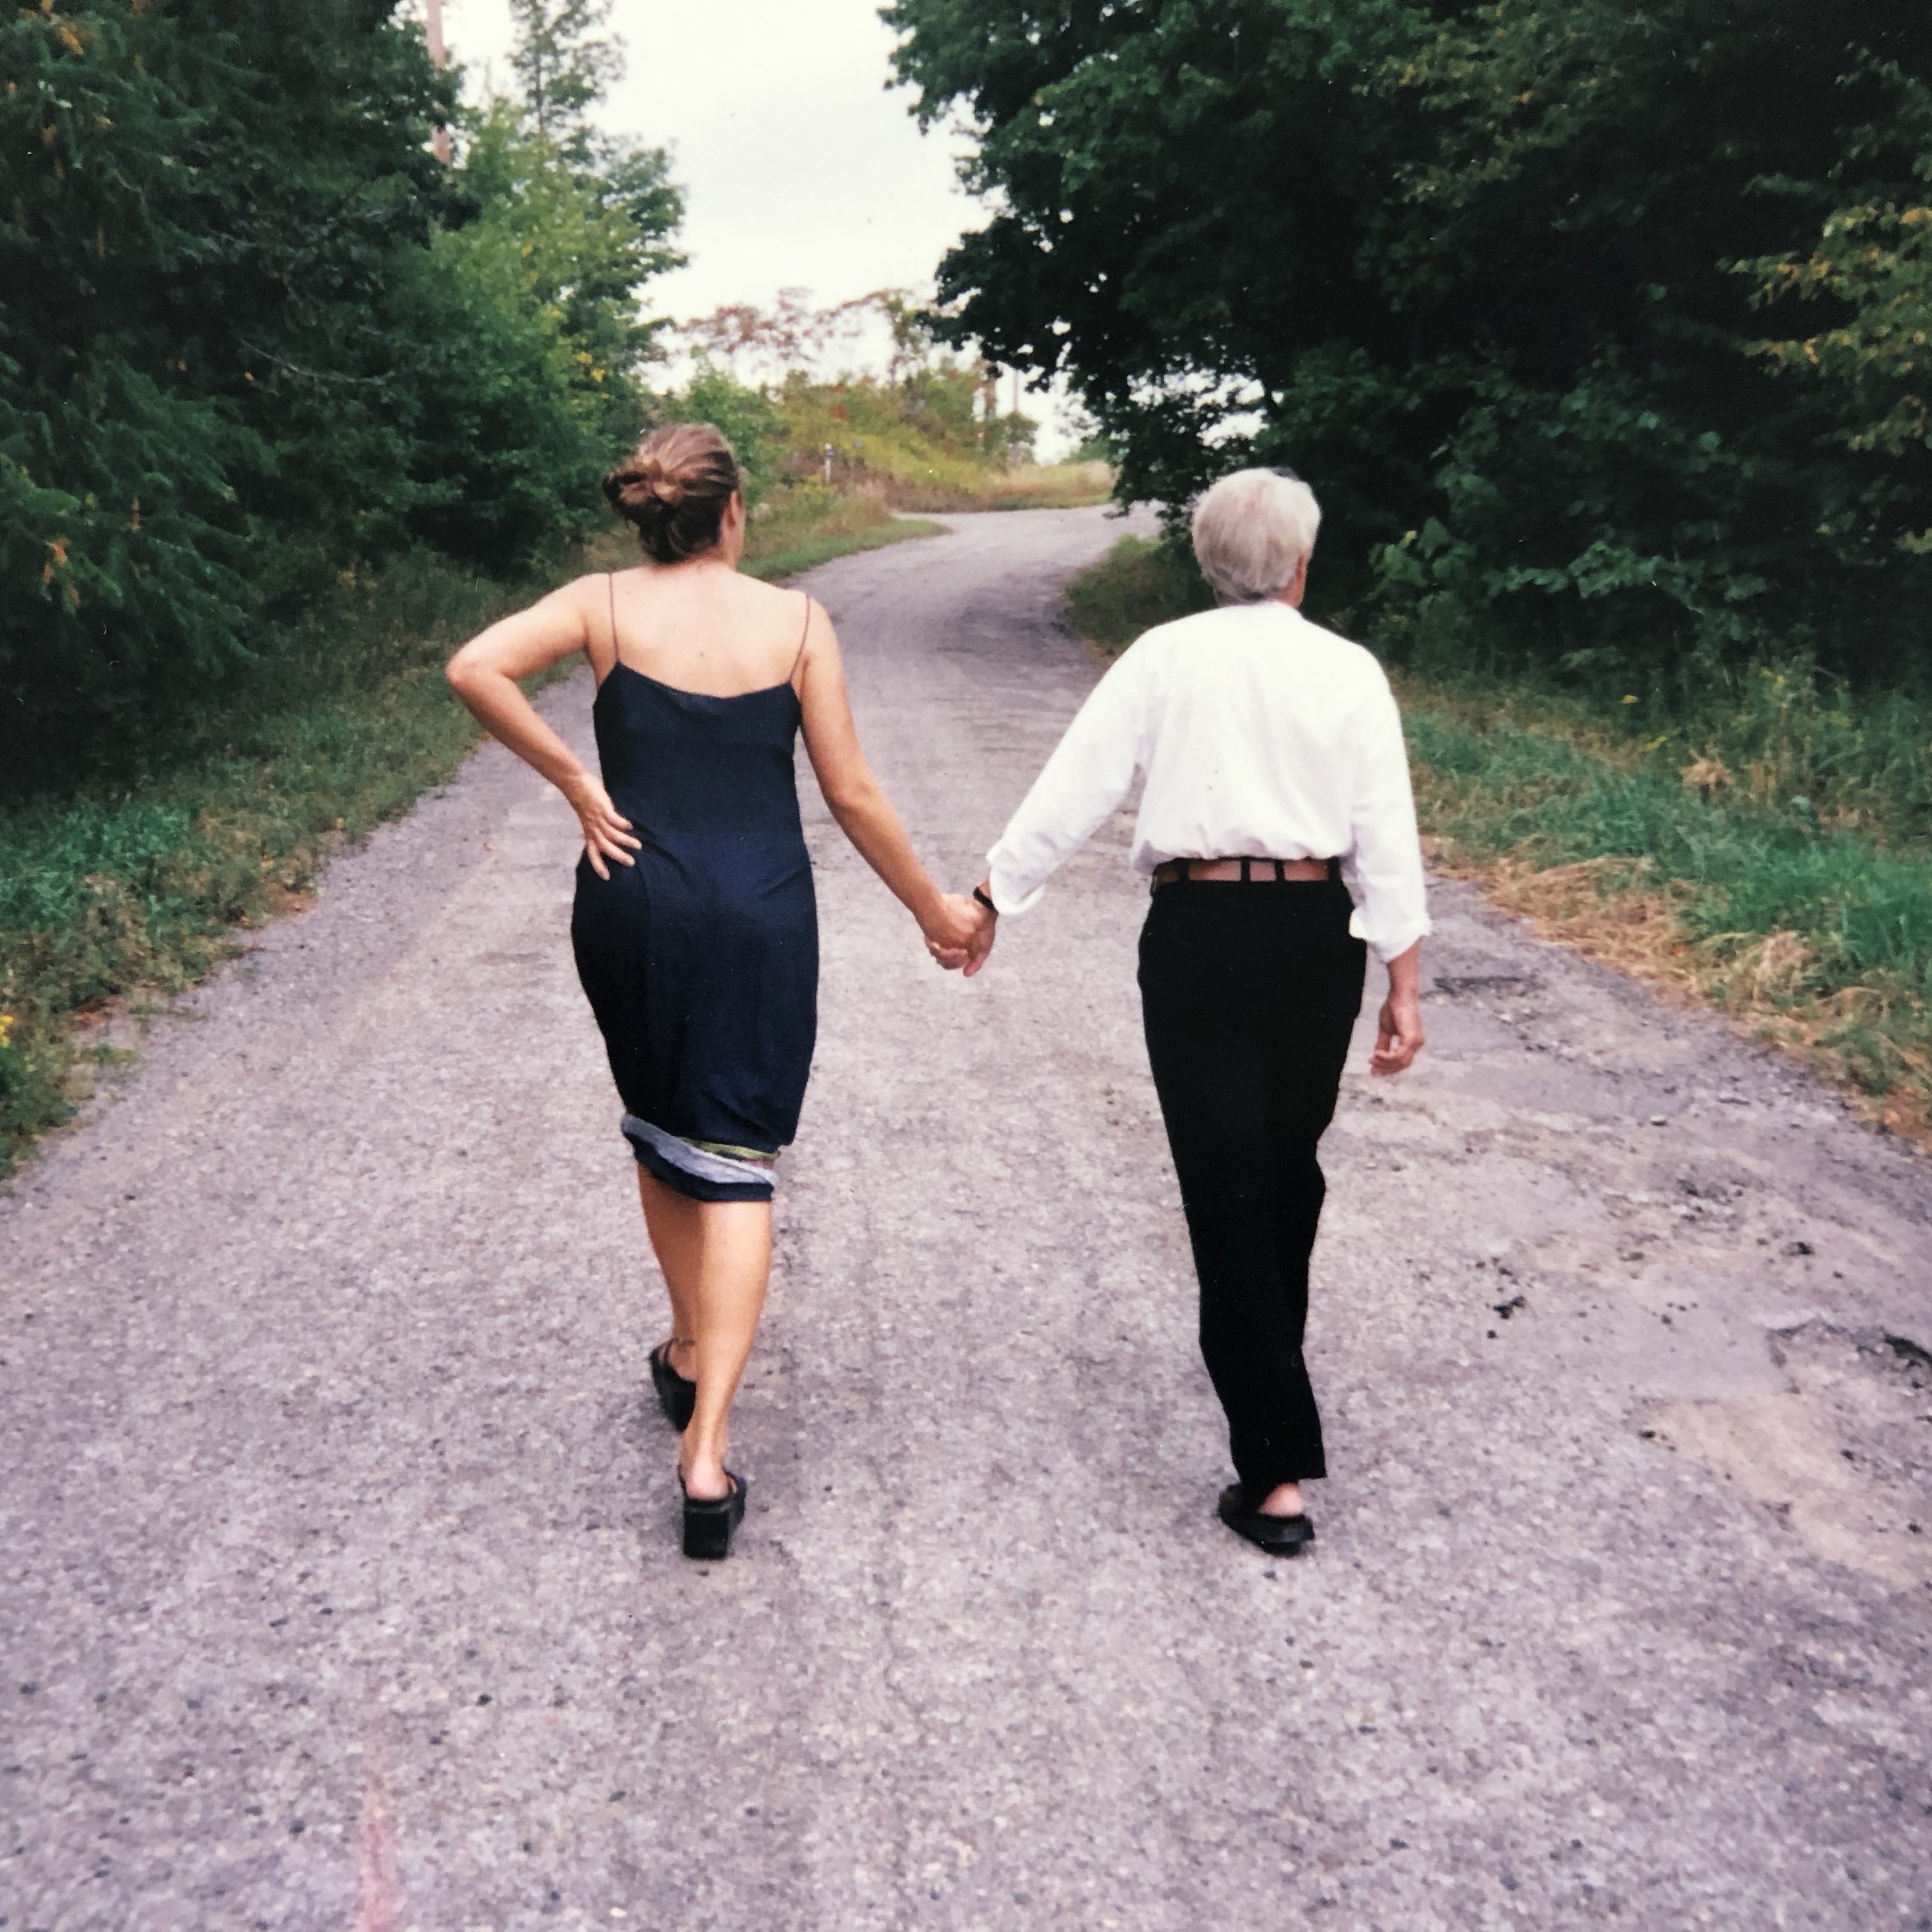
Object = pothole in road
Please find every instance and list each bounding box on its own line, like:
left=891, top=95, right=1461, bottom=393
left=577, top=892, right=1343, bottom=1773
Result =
left=1640, top=1323, right=1932, bottom=1588
left=1433, top=972, right=1543, bottom=1000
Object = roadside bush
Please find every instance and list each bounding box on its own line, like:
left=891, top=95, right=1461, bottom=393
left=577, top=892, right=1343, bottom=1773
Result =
left=1, top=0, right=684, bottom=797
left=0, top=546, right=533, bottom=1173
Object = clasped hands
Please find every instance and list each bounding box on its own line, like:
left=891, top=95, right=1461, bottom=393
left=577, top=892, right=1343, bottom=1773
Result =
left=923, top=887, right=997, bottom=978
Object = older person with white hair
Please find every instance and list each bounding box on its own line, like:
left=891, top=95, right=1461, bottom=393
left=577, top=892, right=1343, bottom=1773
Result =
left=951, top=467, right=1429, bottom=1555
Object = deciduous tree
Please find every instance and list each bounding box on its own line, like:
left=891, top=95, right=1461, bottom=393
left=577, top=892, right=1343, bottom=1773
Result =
left=887, top=0, right=1932, bottom=684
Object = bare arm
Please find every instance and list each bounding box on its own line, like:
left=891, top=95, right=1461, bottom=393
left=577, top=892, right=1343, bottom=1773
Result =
left=445, top=581, right=639, bottom=878
left=796, top=607, right=977, bottom=956
left=1371, top=939, right=1425, bottom=1075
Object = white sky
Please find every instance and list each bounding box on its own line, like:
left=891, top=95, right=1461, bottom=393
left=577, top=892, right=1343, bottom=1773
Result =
left=436, top=0, right=1080, bottom=454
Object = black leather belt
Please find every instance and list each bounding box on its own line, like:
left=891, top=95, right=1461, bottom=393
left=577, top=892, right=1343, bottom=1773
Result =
left=1152, top=856, right=1340, bottom=887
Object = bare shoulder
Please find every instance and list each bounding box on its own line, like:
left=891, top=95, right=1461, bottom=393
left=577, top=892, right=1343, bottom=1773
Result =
left=724, top=569, right=823, bottom=622
left=551, top=570, right=619, bottom=618
left=727, top=571, right=832, bottom=656
left=616, top=562, right=818, bottom=624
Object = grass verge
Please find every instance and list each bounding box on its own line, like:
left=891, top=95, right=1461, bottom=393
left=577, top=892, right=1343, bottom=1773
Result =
left=1064, top=532, right=1214, bottom=650
left=1063, top=534, right=1932, bottom=1149
left=881, top=460, right=1117, bottom=514
left=739, top=484, right=942, bottom=578
left=0, top=551, right=537, bottom=1175
left=0, top=499, right=944, bottom=1177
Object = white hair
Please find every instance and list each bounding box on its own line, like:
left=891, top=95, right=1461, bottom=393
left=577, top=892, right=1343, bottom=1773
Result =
left=1190, top=468, right=1322, bottom=604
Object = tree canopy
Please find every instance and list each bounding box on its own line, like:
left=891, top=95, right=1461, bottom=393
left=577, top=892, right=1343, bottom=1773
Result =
left=1, top=0, right=682, bottom=782
left=887, top=0, right=1932, bottom=686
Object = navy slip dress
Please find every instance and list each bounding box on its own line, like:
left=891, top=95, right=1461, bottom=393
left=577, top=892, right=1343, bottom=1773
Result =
left=570, top=584, right=818, bottom=1202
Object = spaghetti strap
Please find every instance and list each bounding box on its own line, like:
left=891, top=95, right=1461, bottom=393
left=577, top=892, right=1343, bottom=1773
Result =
left=607, top=572, right=620, bottom=662
left=788, top=592, right=813, bottom=687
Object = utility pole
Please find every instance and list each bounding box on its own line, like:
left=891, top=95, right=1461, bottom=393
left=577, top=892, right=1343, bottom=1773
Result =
left=425, top=0, right=452, bottom=163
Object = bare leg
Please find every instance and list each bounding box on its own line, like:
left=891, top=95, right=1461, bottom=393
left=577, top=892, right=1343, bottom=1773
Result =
left=636, top=1170, right=702, bottom=1376
left=638, top=1181, right=772, bottom=1501
left=679, top=1200, right=772, bottom=1498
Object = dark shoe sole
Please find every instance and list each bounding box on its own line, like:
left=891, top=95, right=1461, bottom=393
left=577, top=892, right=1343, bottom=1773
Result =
left=1217, top=1484, right=1315, bottom=1556
left=649, top=1342, right=696, bottom=1433
left=682, top=1471, right=746, bottom=1560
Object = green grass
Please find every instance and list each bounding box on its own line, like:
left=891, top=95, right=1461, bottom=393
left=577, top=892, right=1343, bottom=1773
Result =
left=0, top=549, right=539, bottom=1172
left=1402, top=696, right=1932, bottom=1116
left=880, top=460, right=1118, bottom=514
left=1064, top=533, right=1932, bottom=1142
left=1064, top=533, right=1214, bottom=651
left=0, top=496, right=946, bottom=1177
left=746, top=518, right=942, bottom=580
left=738, top=484, right=942, bottom=579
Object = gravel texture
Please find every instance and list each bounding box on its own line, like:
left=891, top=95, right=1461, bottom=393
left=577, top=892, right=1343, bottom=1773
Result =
left=3, top=505, right=1931, bottom=1930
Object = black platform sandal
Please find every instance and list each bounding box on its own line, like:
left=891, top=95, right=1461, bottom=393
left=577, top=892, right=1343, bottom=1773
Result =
left=1216, top=1484, right=1315, bottom=1556
left=648, top=1339, right=696, bottom=1433
left=680, top=1470, right=747, bottom=1561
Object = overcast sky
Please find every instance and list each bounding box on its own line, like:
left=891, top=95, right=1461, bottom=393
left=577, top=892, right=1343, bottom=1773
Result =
left=438, top=2, right=1081, bottom=451
left=442, top=0, right=983, bottom=330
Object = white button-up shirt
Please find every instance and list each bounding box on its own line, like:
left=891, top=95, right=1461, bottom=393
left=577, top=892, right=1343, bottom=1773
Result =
left=985, top=601, right=1431, bottom=963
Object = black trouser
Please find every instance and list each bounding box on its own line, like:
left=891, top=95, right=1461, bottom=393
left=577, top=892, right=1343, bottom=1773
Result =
left=1138, top=874, right=1367, bottom=1495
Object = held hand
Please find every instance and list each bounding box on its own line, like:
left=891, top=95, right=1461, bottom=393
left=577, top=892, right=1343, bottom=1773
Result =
left=922, top=893, right=987, bottom=972
left=1371, top=990, right=1425, bottom=1075
left=928, top=887, right=997, bottom=978
left=564, top=772, right=640, bottom=880
left=959, top=898, right=997, bottom=978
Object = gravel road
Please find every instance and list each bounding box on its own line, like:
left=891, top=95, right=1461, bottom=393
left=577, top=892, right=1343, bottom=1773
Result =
left=4, top=506, right=1931, bottom=1931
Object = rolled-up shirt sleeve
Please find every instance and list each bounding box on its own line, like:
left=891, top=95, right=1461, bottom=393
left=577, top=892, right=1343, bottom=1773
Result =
left=1340, top=673, right=1432, bottom=963
left=986, top=643, right=1154, bottom=915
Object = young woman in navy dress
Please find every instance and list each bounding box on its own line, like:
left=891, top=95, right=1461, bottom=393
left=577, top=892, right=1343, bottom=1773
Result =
left=448, top=425, right=977, bottom=1557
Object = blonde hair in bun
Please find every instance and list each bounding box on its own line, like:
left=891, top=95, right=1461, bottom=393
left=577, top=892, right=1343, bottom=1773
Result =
left=604, top=422, right=740, bottom=563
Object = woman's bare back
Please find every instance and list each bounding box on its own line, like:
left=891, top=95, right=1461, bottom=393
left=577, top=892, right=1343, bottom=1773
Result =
left=589, top=565, right=811, bottom=698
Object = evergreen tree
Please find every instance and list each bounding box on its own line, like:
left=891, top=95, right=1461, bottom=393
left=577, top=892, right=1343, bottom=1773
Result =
left=509, top=0, right=624, bottom=148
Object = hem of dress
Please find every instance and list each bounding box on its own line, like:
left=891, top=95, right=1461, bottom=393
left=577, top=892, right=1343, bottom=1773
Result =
left=621, top=1113, right=778, bottom=1202
left=629, top=1135, right=774, bottom=1203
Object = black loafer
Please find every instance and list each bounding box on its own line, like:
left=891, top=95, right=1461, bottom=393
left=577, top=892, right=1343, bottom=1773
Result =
left=680, top=1470, right=746, bottom=1561
left=1217, top=1484, right=1315, bottom=1556
left=648, top=1340, right=696, bottom=1432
